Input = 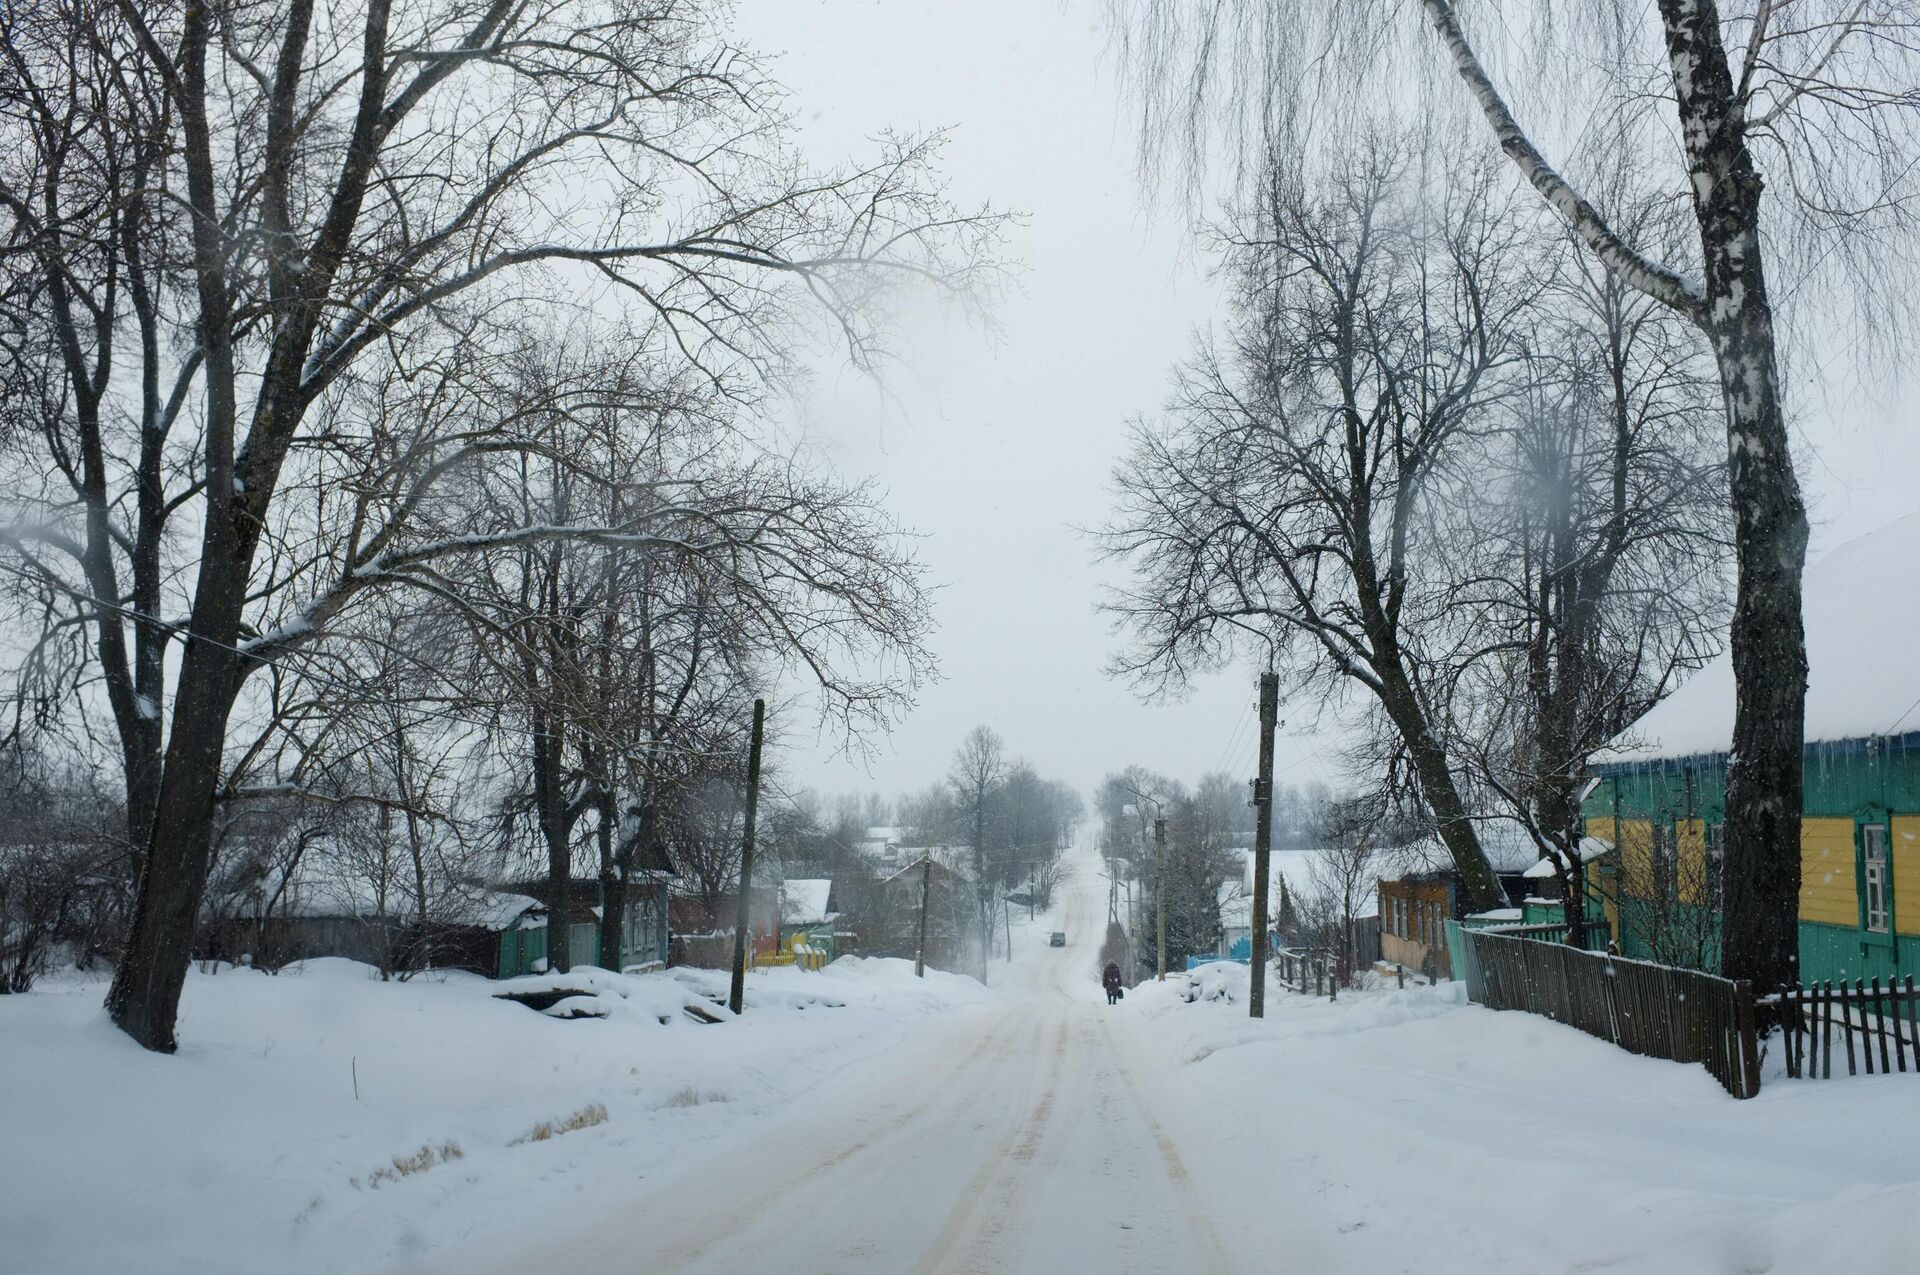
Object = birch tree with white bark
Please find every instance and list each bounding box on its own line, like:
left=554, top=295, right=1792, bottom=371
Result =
left=1112, top=0, right=1920, bottom=991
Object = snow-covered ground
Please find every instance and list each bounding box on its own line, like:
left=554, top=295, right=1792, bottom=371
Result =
left=6, top=847, right=1919, bottom=1273
left=0, top=953, right=992, bottom=1274
left=1129, top=961, right=1920, bottom=1274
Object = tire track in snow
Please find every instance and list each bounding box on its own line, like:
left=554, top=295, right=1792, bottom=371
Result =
left=908, top=1015, right=1070, bottom=1274
left=538, top=1004, right=1024, bottom=1273
left=1100, top=1010, right=1234, bottom=1275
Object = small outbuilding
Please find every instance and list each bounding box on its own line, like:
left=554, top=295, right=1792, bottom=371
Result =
left=1377, top=821, right=1538, bottom=979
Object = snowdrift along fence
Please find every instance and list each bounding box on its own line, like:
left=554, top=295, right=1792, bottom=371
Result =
left=1768, top=977, right=1920, bottom=1079
left=1454, top=927, right=1760, bottom=1099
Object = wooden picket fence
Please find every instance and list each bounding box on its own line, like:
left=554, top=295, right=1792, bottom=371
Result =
left=1454, top=926, right=1760, bottom=1099
left=1768, top=976, right=1920, bottom=1079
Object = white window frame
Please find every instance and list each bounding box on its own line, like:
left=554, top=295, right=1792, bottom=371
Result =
left=1651, top=820, right=1679, bottom=905
left=1863, top=823, right=1891, bottom=935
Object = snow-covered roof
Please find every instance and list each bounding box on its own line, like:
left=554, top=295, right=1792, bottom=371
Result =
left=879, top=853, right=975, bottom=886
left=1602, top=512, right=1920, bottom=764
left=240, top=868, right=542, bottom=930
left=454, top=891, right=546, bottom=930
left=1219, top=846, right=1378, bottom=928
left=1520, top=836, right=1614, bottom=879
left=1379, top=819, right=1541, bottom=881
left=781, top=879, right=834, bottom=925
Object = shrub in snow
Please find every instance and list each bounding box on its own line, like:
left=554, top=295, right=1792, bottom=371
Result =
left=353, top=1141, right=463, bottom=1189
left=511, top=1102, right=608, bottom=1145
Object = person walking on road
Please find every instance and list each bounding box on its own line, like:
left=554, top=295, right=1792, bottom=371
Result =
left=1102, top=962, right=1124, bottom=1005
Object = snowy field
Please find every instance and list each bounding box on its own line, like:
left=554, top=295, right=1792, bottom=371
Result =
left=6, top=854, right=1920, bottom=1274
left=0, top=955, right=993, bottom=1274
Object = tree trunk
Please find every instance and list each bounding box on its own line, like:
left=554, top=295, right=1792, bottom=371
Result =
left=1657, top=0, right=1808, bottom=995
left=1375, top=661, right=1505, bottom=913
left=102, top=1, right=245, bottom=1051
left=1430, top=0, right=1808, bottom=991
left=103, top=581, right=246, bottom=1051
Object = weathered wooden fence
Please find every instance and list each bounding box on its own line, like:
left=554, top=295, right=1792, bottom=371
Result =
left=1769, top=976, right=1920, bottom=1079
left=1275, top=947, right=1334, bottom=995
left=1455, top=926, right=1760, bottom=1099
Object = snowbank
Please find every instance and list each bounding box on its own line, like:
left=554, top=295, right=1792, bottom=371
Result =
left=1121, top=968, right=1920, bottom=1273
left=0, top=956, right=991, bottom=1274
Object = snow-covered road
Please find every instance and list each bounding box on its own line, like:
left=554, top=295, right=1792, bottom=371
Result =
left=485, top=849, right=1233, bottom=1275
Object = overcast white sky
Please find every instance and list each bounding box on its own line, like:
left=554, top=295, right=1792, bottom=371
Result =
left=736, top=0, right=1920, bottom=810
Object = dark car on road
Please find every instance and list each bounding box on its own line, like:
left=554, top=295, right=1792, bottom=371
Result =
left=1049, top=932, right=1066, bottom=947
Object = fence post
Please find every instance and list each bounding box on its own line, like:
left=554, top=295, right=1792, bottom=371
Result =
left=1734, top=979, right=1761, bottom=1099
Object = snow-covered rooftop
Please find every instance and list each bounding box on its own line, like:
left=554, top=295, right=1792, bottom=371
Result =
left=1380, top=818, right=1541, bottom=881
left=1520, top=836, right=1614, bottom=879
left=781, top=879, right=834, bottom=925
left=1602, top=512, right=1920, bottom=763
left=237, top=867, right=543, bottom=930
left=1219, top=847, right=1378, bottom=928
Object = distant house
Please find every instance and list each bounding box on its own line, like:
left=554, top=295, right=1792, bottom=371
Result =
left=1378, top=822, right=1538, bottom=979
left=204, top=859, right=546, bottom=978
left=780, top=877, right=840, bottom=941
left=1584, top=513, right=1920, bottom=983
left=875, top=856, right=976, bottom=972
left=855, top=826, right=910, bottom=871
left=857, top=831, right=974, bottom=881
left=1219, top=846, right=1382, bottom=962
left=501, top=811, right=677, bottom=975
left=502, top=872, right=674, bottom=977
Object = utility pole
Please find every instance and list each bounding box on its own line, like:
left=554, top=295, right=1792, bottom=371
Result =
left=914, top=856, right=931, bottom=978
left=1154, top=815, right=1168, bottom=981
left=727, top=698, right=766, bottom=1016
left=1249, top=671, right=1280, bottom=1019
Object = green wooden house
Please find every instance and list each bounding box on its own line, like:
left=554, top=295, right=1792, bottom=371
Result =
left=1581, top=514, right=1920, bottom=983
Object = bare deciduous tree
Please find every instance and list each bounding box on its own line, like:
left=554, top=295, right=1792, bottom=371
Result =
left=1443, top=206, right=1731, bottom=949
left=1, top=0, right=998, bottom=1049
left=948, top=725, right=1007, bottom=969
left=1103, top=136, right=1532, bottom=911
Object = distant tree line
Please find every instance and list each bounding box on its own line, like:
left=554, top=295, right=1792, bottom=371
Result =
left=762, top=726, right=1083, bottom=976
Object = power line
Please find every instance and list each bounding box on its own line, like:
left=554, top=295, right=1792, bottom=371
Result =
left=1210, top=698, right=1255, bottom=778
